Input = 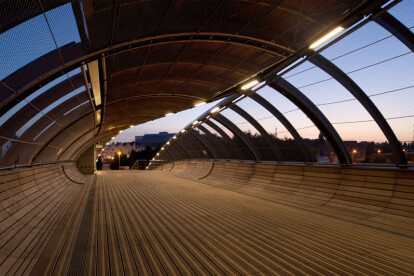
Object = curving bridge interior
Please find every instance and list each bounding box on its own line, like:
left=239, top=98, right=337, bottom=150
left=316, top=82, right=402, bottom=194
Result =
left=1, top=0, right=414, bottom=275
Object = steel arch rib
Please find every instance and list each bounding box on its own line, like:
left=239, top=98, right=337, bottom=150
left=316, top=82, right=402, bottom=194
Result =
left=229, top=104, right=284, bottom=161
left=188, top=129, right=218, bottom=159
left=310, top=53, right=407, bottom=165
left=269, top=78, right=351, bottom=164
left=213, top=113, right=261, bottom=161
left=249, top=93, right=313, bottom=162
left=204, top=120, right=246, bottom=160
left=197, top=124, right=232, bottom=160
left=374, top=12, right=414, bottom=52
left=173, top=137, right=192, bottom=160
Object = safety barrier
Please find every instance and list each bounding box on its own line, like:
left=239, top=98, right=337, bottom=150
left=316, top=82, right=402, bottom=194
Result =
left=158, top=160, right=414, bottom=233
left=0, top=163, right=88, bottom=275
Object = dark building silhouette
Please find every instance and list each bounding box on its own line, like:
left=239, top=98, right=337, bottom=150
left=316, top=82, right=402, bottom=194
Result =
left=135, top=132, right=176, bottom=149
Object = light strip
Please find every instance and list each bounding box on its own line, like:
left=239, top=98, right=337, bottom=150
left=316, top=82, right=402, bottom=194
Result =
left=309, top=26, right=344, bottom=49
left=87, top=60, right=102, bottom=106
left=241, top=80, right=259, bottom=90
left=194, top=102, right=206, bottom=107
left=165, top=112, right=173, bottom=116
left=210, top=106, right=220, bottom=113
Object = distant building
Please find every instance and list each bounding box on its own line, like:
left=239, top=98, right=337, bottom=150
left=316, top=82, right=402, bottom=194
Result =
left=135, top=132, right=176, bottom=149
left=101, top=142, right=137, bottom=161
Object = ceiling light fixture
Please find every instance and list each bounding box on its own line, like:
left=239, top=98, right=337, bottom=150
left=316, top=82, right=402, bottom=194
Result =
left=165, top=112, right=173, bottom=116
left=194, top=102, right=206, bottom=107
left=210, top=106, right=220, bottom=113
left=241, top=80, right=259, bottom=90
left=181, top=129, right=186, bottom=133
left=192, top=121, right=199, bottom=125
left=309, top=26, right=344, bottom=49
left=119, top=130, right=123, bottom=133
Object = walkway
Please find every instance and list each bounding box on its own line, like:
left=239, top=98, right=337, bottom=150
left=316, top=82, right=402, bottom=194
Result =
left=36, top=171, right=414, bottom=275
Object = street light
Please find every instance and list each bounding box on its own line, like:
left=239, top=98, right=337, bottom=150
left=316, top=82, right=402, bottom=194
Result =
left=117, top=151, right=121, bottom=169
left=351, top=149, right=357, bottom=161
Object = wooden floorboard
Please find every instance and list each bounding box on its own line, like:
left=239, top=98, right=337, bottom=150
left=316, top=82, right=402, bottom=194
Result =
left=41, top=170, right=413, bottom=276
left=25, top=171, right=414, bottom=275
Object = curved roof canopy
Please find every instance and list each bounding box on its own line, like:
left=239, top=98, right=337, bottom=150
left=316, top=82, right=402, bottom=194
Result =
left=1, top=0, right=406, bottom=167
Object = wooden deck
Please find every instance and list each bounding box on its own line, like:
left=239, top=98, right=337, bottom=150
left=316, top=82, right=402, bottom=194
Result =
left=24, top=170, right=414, bottom=275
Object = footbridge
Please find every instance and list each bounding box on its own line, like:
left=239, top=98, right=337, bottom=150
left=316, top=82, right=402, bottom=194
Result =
left=1, top=0, right=413, bottom=274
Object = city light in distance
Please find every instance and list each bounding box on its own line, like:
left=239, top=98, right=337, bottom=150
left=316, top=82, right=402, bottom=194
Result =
left=194, top=102, right=206, bottom=107
left=241, top=79, right=259, bottom=90
left=309, top=26, right=344, bottom=49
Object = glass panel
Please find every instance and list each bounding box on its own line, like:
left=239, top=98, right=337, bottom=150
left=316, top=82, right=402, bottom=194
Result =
left=209, top=118, right=254, bottom=160
left=0, top=3, right=80, bottom=80
left=15, top=86, right=85, bottom=138
left=43, top=3, right=81, bottom=49
left=237, top=96, right=306, bottom=162
left=258, top=86, right=338, bottom=163
left=388, top=1, right=414, bottom=29
left=321, top=19, right=414, bottom=163
left=0, top=74, right=68, bottom=127
left=220, top=108, right=258, bottom=135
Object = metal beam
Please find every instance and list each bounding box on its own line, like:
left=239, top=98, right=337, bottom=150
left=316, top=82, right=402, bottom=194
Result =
left=249, top=93, right=313, bottom=162
left=213, top=114, right=261, bottom=161
left=229, top=104, right=284, bottom=161
left=198, top=124, right=230, bottom=160
left=269, top=78, right=351, bottom=164
left=172, top=137, right=192, bottom=160
left=203, top=120, right=245, bottom=160
left=188, top=129, right=217, bottom=159
left=374, top=12, right=414, bottom=52
left=310, top=53, right=407, bottom=165
left=31, top=112, right=93, bottom=164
